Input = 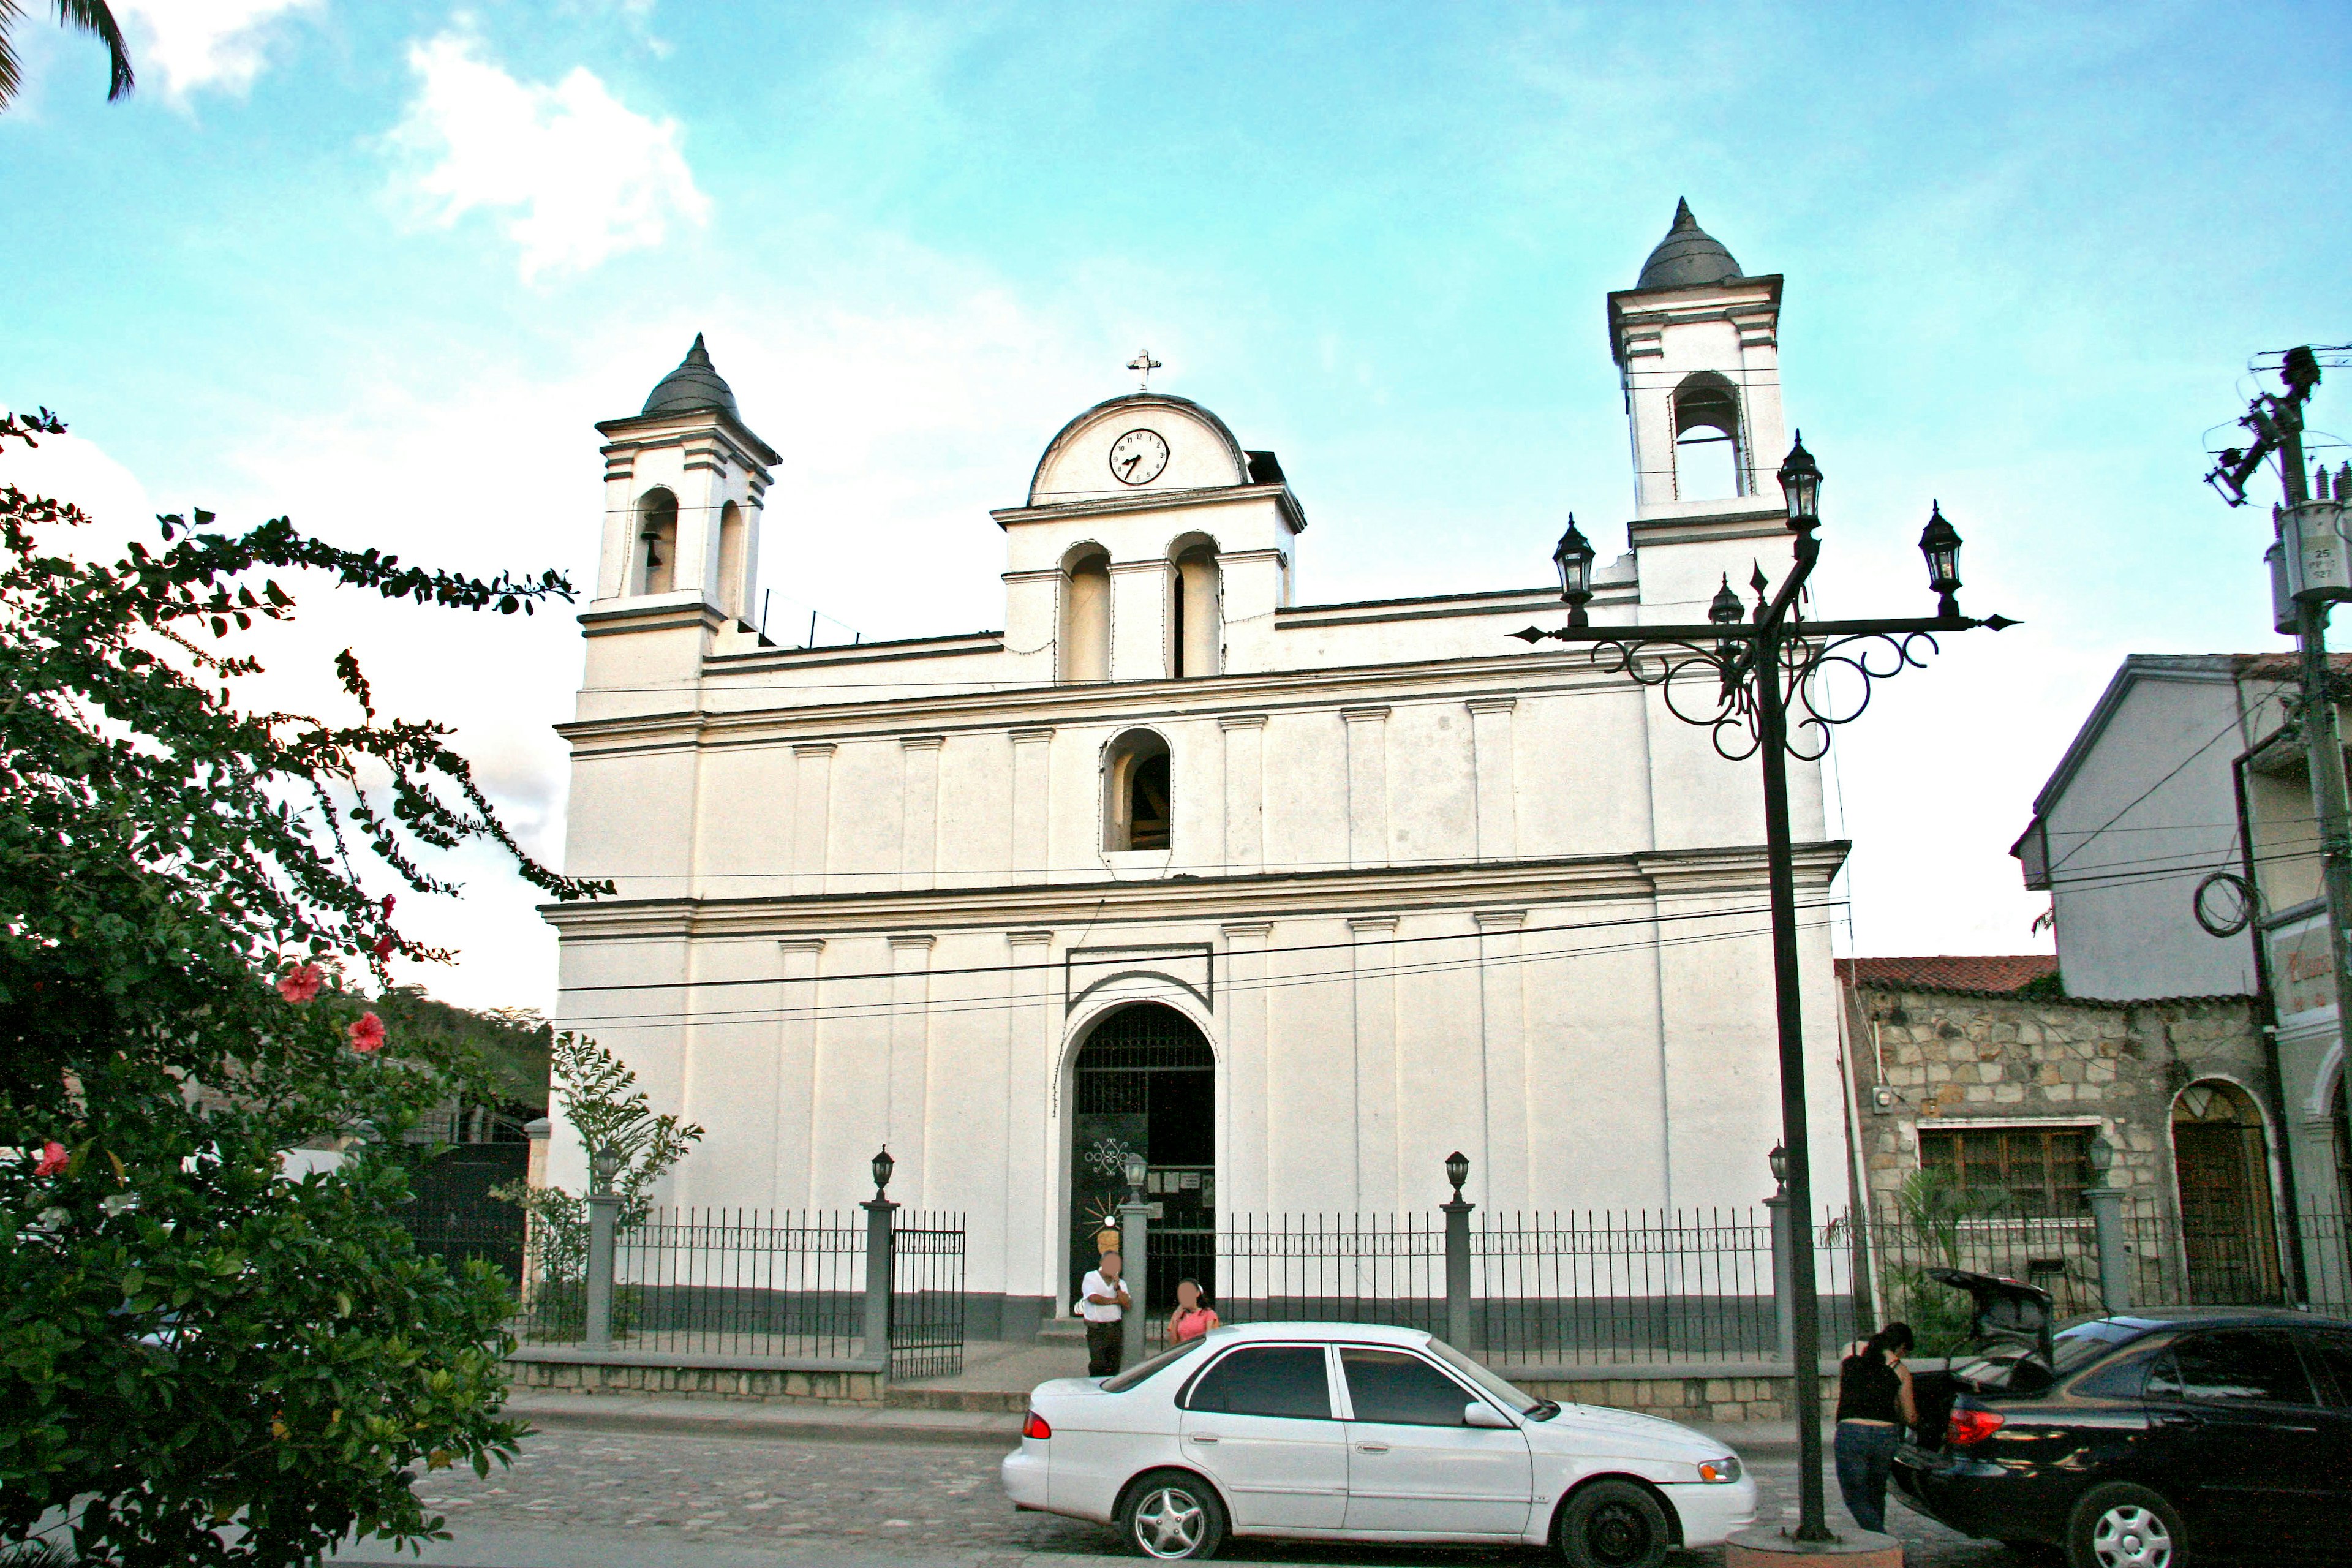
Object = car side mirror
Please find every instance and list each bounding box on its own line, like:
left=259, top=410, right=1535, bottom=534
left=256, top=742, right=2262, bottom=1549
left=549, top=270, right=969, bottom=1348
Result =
left=1464, top=1402, right=1513, bottom=1429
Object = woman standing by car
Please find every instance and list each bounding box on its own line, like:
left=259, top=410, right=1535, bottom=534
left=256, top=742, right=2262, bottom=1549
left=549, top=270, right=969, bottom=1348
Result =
left=1167, top=1278, right=1218, bottom=1343
left=1834, top=1322, right=1917, bottom=1534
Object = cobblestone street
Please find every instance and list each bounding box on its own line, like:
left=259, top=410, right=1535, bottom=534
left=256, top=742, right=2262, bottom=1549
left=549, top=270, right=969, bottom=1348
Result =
left=341, top=1425, right=2013, bottom=1567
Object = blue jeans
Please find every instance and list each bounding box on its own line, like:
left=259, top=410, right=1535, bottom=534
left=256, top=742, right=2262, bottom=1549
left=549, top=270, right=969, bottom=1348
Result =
left=1834, top=1420, right=1901, bottom=1534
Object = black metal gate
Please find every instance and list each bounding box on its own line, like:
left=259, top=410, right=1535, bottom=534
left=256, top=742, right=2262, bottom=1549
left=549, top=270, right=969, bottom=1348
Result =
left=890, top=1213, right=966, bottom=1378
left=402, top=1142, right=529, bottom=1287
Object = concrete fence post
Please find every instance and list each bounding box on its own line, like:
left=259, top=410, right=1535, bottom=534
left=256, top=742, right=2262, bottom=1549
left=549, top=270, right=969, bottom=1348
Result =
left=1442, top=1196, right=1476, bottom=1351
left=1119, top=1196, right=1150, bottom=1372
left=2084, top=1186, right=2130, bottom=1313
left=1765, top=1192, right=1794, bottom=1367
left=584, top=1191, right=619, bottom=1349
left=863, top=1197, right=898, bottom=1367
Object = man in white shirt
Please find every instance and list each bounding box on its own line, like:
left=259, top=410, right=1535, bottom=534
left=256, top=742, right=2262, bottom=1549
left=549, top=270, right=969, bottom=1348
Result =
left=1079, top=1251, right=1132, bottom=1377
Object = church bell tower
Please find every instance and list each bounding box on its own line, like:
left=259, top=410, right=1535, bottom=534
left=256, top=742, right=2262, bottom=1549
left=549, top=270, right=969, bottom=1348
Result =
left=581, top=335, right=780, bottom=695
left=1607, top=200, right=1793, bottom=612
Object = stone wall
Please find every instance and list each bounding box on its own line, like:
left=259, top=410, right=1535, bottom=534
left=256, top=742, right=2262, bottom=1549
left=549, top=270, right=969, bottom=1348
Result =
left=1844, top=982, right=2266, bottom=1223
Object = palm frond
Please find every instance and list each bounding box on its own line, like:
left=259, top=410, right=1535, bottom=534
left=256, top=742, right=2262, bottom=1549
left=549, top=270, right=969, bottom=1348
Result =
left=0, top=0, right=27, bottom=111
left=56, top=0, right=133, bottom=100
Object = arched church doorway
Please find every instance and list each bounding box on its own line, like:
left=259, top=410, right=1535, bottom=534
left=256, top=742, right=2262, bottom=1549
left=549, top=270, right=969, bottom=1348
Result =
left=2173, top=1079, right=2282, bottom=1304
left=1069, top=1004, right=1215, bottom=1319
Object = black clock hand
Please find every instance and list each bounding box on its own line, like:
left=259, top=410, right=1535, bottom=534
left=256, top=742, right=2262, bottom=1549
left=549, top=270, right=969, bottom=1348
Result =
left=1121, top=453, right=1142, bottom=477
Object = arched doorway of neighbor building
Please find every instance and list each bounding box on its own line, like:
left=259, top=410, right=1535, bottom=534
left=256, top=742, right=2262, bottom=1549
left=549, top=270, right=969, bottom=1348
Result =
left=1068, top=1003, right=1215, bottom=1319
left=2172, top=1078, right=2282, bottom=1304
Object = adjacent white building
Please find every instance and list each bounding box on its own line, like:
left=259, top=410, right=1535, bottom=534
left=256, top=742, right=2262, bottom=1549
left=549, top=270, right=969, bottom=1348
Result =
left=544, top=205, right=1852, bottom=1337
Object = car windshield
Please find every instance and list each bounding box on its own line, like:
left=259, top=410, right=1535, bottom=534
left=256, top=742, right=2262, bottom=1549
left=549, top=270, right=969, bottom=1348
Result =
left=2052, top=1321, right=2140, bottom=1374
left=1101, top=1335, right=1207, bottom=1392
left=1423, top=1336, right=1547, bottom=1416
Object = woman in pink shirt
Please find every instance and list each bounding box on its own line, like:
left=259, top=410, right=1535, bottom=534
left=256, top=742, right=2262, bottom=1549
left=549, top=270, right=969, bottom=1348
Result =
left=1167, top=1278, right=1219, bottom=1343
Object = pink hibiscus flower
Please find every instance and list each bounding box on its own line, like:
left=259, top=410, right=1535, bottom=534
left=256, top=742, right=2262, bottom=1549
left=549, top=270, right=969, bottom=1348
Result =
left=348, top=1012, right=387, bottom=1054
left=277, top=963, right=324, bottom=1004
left=35, top=1141, right=69, bottom=1177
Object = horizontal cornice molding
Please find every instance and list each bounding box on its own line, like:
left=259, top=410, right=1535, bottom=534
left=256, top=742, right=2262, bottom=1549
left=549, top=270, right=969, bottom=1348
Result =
left=992, top=481, right=1307, bottom=535
left=556, top=647, right=1644, bottom=755
left=538, top=841, right=1851, bottom=942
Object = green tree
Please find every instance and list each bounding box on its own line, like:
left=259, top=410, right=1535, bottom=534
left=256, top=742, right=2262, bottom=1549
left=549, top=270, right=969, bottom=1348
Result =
left=0, top=406, right=608, bottom=1565
left=0, top=2, right=134, bottom=111
left=496, top=1035, right=701, bottom=1341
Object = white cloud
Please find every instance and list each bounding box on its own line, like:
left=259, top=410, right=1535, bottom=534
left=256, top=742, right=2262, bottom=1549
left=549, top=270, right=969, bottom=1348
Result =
left=387, top=30, right=708, bottom=282
left=117, top=0, right=320, bottom=102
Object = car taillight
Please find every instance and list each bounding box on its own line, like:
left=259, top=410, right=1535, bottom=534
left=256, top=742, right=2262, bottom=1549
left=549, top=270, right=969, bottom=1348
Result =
left=1947, top=1408, right=2005, bottom=1447
left=1022, top=1411, right=1051, bottom=1441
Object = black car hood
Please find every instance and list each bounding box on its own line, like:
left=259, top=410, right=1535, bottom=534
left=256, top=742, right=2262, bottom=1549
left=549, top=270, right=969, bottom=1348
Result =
left=1928, top=1267, right=2054, bottom=1366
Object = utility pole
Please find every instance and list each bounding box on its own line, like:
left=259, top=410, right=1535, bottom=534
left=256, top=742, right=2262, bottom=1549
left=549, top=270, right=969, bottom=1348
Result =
left=2210, top=345, right=2347, bottom=1298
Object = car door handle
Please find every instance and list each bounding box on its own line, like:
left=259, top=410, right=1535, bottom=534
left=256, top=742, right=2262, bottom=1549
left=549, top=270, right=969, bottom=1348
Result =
left=1355, top=1442, right=1390, bottom=1453
left=1189, top=1434, right=1218, bottom=1444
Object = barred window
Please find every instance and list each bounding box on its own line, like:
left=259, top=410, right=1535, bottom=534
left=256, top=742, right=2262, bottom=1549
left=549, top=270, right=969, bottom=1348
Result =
left=1918, top=1127, right=2090, bottom=1218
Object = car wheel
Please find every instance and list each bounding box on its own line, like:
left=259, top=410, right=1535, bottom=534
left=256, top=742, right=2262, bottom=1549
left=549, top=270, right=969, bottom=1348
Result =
left=1556, top=1478, right=1671, bottom=1568
left=2066, top=1482, right=2186, bottom=1568
left=1117, top=1469, right=1227, bottom=1561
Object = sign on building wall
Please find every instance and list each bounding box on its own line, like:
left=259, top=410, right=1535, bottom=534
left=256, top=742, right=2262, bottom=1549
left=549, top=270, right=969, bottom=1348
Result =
left=2267, top=910, right=2339, bottom=1025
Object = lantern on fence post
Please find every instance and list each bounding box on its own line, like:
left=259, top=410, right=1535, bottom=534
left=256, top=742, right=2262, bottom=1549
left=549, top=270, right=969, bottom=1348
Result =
left=1764, top=1145, right=1795, bottom=1367
left=2082, top=1133, right=2130, bottom=1315
left=1441, top=1153, right=1477, bottom=1352
left=1117, top=1152, right=1152, bottom=1373
left=862, top=1147, right=899, bottom=1371
left=871, top=1145, right=896, bottom=1202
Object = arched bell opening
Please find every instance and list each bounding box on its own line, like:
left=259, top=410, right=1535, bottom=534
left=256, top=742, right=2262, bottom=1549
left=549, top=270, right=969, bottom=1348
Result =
left=1060, top=543, right=1111, bottom=683
left=1671, top=371, right=1746, bottom=502
left=635, top=487, right=679, bottom=595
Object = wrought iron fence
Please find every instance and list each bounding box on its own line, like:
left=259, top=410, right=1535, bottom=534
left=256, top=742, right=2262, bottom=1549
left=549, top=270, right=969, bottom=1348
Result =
left=1133, top=1197, right=2273, bottom=1366
left=1475, top=1208, right=1803, bottom=1365
left=1145, top=1213, right=1444, bottom=1351
left=2291, top=1207, right=2352, bottom=1313
left=891, top=1213, right=968, bottom=1378
left=516, top=1206, right=867, bottom=1357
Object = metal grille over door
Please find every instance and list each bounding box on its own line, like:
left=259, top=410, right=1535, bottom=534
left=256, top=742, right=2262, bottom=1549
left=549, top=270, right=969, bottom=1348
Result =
left=1071, top=1004, right=1215, bottom=1317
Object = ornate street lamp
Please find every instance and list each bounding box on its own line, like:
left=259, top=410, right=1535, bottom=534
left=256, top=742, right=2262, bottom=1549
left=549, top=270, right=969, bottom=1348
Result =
left=1919, top=503, right=1963, bottom=619
left=1445, top=1150, right=1471, bottom=1202
left=1777, top=432, right=1822, bottom=533
left=1512, top=434, right=2015, bottom=1544
left=870, top=1145, right=895, bottom=1201
left=1123, top=1151, right=1150, bottom=1205
left=1553, top=517, right=1597, bottom=627
left=2084, top=1133, right=2114, bottom=1188
left=1768, top=1142, right=1789, bottom=1193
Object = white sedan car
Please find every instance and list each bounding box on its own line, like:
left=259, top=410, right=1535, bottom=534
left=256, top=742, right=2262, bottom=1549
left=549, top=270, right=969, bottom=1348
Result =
left=1001, top=1321, right=1755, bottom=1564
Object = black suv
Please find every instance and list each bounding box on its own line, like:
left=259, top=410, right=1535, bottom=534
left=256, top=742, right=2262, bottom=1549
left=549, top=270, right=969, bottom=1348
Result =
left=1893, top=1269, right=2352, bottom=1566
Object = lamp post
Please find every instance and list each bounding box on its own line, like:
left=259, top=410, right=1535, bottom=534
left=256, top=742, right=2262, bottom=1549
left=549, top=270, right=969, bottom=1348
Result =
left=2082, top=1134, right=2130, bottom=1313
left=863, top=1146, right=898, bottom=1367
left=1764, top=1144, right=1795, bottom=1366
left=1442, top=1152, right=1477, bottom=1351
left=1516, top=435, right=2015, bottom=1543
left=1119, top=1151, right=1151, bottom=1372
left=584, top=1144, right=622, bottom=1349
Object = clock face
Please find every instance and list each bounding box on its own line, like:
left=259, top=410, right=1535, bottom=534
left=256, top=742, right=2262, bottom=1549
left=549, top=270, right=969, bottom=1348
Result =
left=1108, top=428, right=1170, bottom=486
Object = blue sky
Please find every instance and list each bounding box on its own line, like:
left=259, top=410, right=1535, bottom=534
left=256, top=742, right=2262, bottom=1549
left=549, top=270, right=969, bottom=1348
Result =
left=6, top=1, right=2348, bottom=1012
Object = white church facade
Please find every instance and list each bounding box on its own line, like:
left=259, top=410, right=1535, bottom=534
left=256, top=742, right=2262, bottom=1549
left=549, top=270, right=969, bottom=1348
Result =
left=544, top=204, right=1850, bottom=1338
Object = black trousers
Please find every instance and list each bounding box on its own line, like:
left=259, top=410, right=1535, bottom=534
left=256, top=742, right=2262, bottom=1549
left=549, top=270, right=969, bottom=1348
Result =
left=1086, top=1319, right=1125, bottom=1378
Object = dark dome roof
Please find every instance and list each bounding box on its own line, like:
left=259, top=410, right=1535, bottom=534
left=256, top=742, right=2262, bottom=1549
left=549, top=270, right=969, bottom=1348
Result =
left=641, top=333, right=739, bottom=418
left=1635, top=198, right=1742, bottom=290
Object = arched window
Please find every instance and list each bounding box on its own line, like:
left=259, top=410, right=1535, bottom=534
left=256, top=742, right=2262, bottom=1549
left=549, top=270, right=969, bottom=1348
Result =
left=1672, top=373, right=1744, bottom=501
left=636, top=488, right=679, bottom=595
left=1061, top=545, right=1111, bottom=683
left=1104, top=729, right=1172, bottom=851
left=715, top=500, right=747, bottom=620
left=1170, top=535, right=1220, bottom=679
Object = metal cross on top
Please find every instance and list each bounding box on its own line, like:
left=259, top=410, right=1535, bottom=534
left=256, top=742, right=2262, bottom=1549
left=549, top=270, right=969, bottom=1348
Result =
left=1126, top=348, right=1163, bottom=391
